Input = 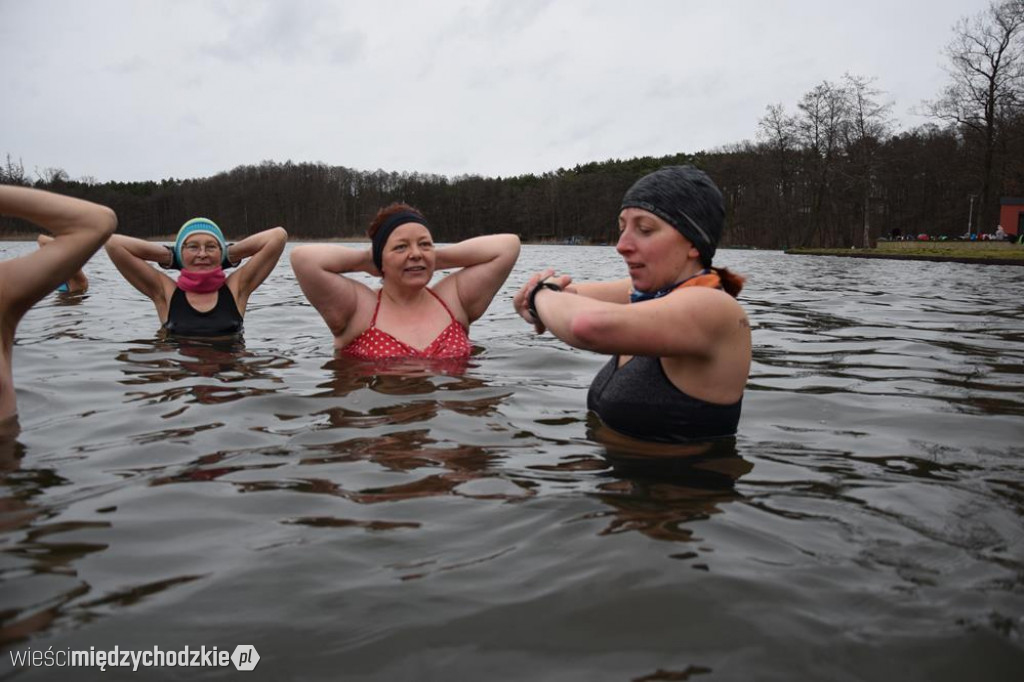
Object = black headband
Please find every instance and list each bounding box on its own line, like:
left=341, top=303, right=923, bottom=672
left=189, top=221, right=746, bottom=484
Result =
left=371, top=210, right=429, bottom=272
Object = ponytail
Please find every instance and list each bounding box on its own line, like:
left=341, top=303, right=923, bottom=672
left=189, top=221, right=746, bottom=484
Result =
left=712, top=266, right=745, bottom=298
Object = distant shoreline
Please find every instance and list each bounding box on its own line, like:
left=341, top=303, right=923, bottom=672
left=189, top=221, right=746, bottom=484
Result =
left=786, top=247, right=1024, bottom=266
left=0, top=234, right=608, bottom=246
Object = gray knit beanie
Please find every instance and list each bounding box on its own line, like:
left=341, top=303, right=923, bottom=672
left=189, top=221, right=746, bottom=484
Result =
left=620, top=165, right=725, bottom=267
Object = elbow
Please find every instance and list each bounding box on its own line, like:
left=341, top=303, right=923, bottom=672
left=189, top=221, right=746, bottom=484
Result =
left=503, top=233, right=521, bottom=256
left=93, top=206, right=118, bottom=239
left=494, top=234, right=521, bottom=268
left=289, top=244, right=315, bottom=274
left=569, top=311, right=608, bottom=352
left=103, top=233, right=123, bottom=255
left=289, top=244, right=308, bottom=268
left=268, top=226, right=288, bottom=256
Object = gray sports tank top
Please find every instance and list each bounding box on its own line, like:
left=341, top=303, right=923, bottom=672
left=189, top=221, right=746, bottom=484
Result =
left=587, top=355, right=741, bottom=443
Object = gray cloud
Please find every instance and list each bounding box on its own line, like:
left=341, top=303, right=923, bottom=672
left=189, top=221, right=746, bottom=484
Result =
left=0, top=0, right=993, bottom=183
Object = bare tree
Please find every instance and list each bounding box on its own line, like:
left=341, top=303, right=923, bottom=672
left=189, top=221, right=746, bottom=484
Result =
left=1, top=155, right=27, bottom=185
left=36, top=167, right=70, bottom=185
left=925, top=0, right=1024, bottom=233
left=796, top=80, right=849, bottom=246
left=757, top=104, right=800, bottom=241
left=842, top=74, right=894, bottom=246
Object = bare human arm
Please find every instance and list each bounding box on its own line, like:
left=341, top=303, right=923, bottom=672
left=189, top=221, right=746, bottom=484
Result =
left=37, top=234, right=89, bottom=293
left=104, top=234, right=176, bottom=309
left=433, top=233, right=520, bottom=324
left=568, top=277, right=632, bottom=303
left=289, top=244, right=378, bottom=339
left=515, top=269, right=743, bottom=359
left=0, top=185, right=116, bottom=419
left=0, top=186, right=116, bottom=323
left=226, top=226, right=288, bottom=312
left=511, top=269, right=628, bottom=333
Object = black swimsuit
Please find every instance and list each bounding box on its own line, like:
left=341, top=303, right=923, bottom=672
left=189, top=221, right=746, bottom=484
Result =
left=587, top=355, right=741, bottom=443
left=163, top=286, right=243, bottom=337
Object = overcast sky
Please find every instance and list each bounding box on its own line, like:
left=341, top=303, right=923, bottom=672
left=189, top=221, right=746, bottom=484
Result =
left=1, top=0, right=993, bottom=183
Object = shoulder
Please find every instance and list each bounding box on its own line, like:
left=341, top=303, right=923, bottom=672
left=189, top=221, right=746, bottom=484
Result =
left=429, top=281, right=468, bottom=325
left=641, top=286, right=748, bottom=348
left=668, top=285, right=742, bottom=311
left=676, top=286, right=747, bottom=328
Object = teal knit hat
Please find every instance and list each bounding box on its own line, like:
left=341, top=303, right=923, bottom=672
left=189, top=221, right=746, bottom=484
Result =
left=174, top=218, right=227, bottom=264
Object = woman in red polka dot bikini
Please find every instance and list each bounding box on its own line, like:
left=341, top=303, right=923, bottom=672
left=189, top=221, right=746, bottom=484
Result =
left=291, top=203, right=520, bottom=360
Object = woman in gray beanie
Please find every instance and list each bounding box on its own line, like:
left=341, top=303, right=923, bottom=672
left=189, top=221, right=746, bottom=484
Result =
left=513, top=165, right=750, bottom=444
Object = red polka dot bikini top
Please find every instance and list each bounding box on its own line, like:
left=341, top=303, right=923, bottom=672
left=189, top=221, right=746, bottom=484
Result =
left=339, top=288, right=472, bottom=360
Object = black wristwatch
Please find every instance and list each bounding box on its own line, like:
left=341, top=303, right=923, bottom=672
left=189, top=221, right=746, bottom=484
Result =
left=527, top=279, right=562, bottom=322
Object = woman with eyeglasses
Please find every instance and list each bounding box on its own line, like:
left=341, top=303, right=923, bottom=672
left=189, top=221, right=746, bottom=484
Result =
left=105, top=219, right=287, bottom=337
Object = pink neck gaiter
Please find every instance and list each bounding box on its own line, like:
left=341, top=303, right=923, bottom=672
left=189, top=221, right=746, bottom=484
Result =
left=177, top=267, right=226, bottom=293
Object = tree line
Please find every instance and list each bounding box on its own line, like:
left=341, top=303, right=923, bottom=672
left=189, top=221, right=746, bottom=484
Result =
left=4, top=1, right=1023, bottom=250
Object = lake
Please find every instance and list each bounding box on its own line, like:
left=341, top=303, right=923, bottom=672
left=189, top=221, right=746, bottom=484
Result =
left=1, top=243, right=1022, bottom=680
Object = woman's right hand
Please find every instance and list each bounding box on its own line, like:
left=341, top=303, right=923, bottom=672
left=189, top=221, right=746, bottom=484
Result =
left=513, top=269, right=573, bottom=333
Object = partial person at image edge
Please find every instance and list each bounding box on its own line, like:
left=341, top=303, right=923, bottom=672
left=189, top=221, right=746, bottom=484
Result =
left=0, top=185, right=117, bottom=426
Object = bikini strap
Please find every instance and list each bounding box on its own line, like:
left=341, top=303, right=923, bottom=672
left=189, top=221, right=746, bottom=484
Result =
left=426, top=288, right=457, bottom=323
left=370, top=289, right=384, bottom=325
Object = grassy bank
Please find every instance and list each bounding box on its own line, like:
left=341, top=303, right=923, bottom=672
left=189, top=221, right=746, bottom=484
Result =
left=786, top=243, right=1024, bottom=265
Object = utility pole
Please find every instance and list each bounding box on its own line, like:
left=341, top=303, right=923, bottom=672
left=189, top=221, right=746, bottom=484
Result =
left=968, top=194, right=977, bottom=237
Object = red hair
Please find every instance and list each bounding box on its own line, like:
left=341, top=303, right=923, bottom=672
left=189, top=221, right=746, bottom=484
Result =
left=367, top=202, right=426, bottom=239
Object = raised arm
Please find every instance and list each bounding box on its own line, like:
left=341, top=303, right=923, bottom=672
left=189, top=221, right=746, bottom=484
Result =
left=524, top=280, right=742, bottom=359
left=512, top=269, right=630, bottom=333
left=37, top=234, right=90, bottom=293
left=568, top=277, right=632, bottom=303
left=0, top=186, right=116, bottom=321
left=104, top=234, right=175, bottom=303
left=289, top=244, right=377, bottom=337
left=226, top=226, right=288, bottom=303
left=434, top=233, right=520, bottom=323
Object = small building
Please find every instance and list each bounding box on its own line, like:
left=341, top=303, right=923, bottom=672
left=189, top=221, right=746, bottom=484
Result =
left=998, top=198, right=1024, bottom=235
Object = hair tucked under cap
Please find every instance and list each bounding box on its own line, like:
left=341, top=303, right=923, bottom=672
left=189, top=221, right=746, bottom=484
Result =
left=620, top=165, right=725, bottom=268
left=174, top=218, right=227, bottom=265
left=370, top=208, right=429, bottom=272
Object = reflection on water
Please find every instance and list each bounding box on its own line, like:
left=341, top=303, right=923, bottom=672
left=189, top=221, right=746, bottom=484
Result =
left=306, top=357, right=510, bottom=432
left=1, top=245, right=1022, bottom=679
left=318, top=355, right=474, bottom=393
left=586, top=413, right=752, bottom=487
left=51, top=290, right=90, bottom=308
left=113, top=337, right=295, bottom=411
left=116, top=337, right=291, bottom=384
left=590, top=477, right=744, bottom=543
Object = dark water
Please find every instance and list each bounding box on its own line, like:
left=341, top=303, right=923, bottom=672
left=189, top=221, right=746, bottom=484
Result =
left=1, top=243, right=1022, bottom=681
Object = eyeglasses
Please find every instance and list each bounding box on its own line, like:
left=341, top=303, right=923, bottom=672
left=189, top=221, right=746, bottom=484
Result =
left=184, top=243, right=222, bottom=254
